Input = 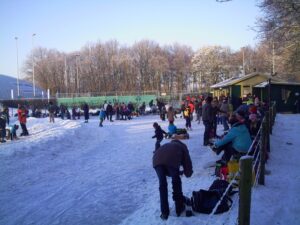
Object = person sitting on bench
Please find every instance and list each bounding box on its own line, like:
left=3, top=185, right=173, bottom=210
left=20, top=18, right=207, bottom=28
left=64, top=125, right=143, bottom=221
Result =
left=167, top=121, right=177, bottom=138
left=211, top=111, right=252, bottom=162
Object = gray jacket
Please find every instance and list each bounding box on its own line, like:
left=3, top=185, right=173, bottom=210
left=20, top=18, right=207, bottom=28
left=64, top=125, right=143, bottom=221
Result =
left=202, top=103, right=213, bottom=122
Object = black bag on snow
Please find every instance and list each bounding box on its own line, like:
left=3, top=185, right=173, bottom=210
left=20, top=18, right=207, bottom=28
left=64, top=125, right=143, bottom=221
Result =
left=191, top=179, right=233, bottom=214
left=176, top=128, right=187, bottom=135
left=209, top=179, right=232, bottom=193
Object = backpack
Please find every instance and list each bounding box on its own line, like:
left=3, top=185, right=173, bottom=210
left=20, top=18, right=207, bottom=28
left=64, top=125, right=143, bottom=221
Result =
left=191, top=179, right=233, bottom=214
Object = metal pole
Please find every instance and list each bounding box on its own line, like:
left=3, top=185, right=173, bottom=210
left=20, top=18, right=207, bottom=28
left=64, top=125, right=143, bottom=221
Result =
left=75, top=54, right=80, bottom=93
left=15, top=37, right=20, bottom=97
left=64, top=55, right=68, bottom=93
left=242, top=47, right=245, bottom=75
left=32, top=33, right=36, bottom=97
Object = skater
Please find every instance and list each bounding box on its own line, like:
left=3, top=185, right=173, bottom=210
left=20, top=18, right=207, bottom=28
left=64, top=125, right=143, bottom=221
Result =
left=72, top=106, right=77, bottom=120
left=106, top=102, right=114, bottom=122
left=167, top=106, right=176, bottom=123
left=220, top=97, right=230, bottom=131
left=152, top=122, right=167, bottom=150
left=195, top=99, right=203, bottom=124
left=66, top=109, right=71, bottom=120
left=160, top=105, right=166, bottom=121
left=153, top=140, right=193, bottom=220
left=18, top=105, right=29, bottom=136
left=183, top=105, right=192, bottom=130
left=77, top=106, right=81, bottom=120
left=99, top=107, right=105, bottom=127
left=48, top=101, right=56, bottom=123
left=83, top=103, right=89, bottom=123
left=60, top=104, right=66, bottom=120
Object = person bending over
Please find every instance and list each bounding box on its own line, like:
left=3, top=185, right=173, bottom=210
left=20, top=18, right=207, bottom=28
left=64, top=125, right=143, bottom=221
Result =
left=153, top=140, right=193, bottom=220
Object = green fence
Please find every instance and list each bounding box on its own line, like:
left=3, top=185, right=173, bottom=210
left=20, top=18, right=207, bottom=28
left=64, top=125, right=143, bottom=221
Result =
left=57, top=95, right=158, bottom=107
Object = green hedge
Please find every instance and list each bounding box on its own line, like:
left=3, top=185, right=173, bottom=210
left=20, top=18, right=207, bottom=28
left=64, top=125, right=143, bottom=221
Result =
left=57, top=95, right=158, bottom=107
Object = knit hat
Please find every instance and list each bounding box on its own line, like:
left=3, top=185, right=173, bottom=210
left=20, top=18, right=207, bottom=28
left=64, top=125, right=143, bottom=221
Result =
left=235, top=110, right=246, bottom=119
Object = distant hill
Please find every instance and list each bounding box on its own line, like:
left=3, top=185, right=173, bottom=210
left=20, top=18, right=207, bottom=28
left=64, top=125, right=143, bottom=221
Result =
left=0, top=74, right=46, bottom=100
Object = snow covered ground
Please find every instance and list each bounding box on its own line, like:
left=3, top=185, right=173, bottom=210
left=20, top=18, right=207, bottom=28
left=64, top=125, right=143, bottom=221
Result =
left=0, top=113, right=299, bottom=225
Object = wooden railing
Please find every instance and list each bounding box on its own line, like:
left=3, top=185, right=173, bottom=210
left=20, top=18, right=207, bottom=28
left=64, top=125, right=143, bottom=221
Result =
left=238, top=102, right=276, bottom=225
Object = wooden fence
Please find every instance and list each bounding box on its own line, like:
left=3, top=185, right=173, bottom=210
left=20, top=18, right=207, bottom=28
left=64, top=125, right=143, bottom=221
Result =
left=238, top=102, right=277, bottom=225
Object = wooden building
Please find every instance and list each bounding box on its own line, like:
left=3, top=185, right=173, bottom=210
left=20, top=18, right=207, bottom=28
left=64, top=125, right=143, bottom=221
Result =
left=210, top=72, right=300, bottom=112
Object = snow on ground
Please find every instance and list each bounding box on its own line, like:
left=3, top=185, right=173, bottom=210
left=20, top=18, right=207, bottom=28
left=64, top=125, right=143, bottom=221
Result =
left=0, top=113, right=299, bottom=225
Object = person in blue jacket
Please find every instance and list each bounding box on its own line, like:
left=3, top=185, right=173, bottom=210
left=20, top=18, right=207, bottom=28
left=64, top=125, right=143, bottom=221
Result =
left=211, top=111, right=252, bottom=162
left=99, top=107, right=106, bottom=127
left=167, top=121, right=177, bottom=138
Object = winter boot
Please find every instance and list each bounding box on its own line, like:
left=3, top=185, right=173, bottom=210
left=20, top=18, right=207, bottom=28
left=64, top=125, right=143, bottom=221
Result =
left=175, top=201, right=185, bottom=217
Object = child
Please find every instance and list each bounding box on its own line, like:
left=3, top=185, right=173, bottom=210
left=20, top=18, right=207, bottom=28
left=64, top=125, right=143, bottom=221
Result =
left=99, top=107, right=105, bottom=127
left=7, top=124, right=19, bottom=140
left=167, top=121, right=177, bottom=138
left=183, top=106, right=192, bottom=130
left=152, top=122, right=167, bottom=150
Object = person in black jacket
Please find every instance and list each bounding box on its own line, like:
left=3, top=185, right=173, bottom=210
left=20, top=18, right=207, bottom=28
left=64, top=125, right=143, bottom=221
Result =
left=202, top=96, right=214, bottom=146
left=83, top=103, right=89, bottom=123
left=152, top=122, right=167, bottom=150
left=106, top=102, right=114, bottom=122
left=153, top=140, right=193, bottom=220
left=0, top=108, right=8, bottom=143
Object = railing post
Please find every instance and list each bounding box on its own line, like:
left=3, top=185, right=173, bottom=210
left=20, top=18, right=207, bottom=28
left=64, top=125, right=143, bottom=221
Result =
left=258, top=119, right=266, bottom=185
left=269, top=106, right=273, bottom=134
left=238, top=156, right=253, bottom=225
left=265, top=111, right=270, bottom=153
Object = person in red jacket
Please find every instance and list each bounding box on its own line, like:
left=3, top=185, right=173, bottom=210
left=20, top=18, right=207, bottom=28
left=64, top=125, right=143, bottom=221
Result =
left=153, top=140, right=193, bottom=220
left=18, top=105, right=29, bottom=136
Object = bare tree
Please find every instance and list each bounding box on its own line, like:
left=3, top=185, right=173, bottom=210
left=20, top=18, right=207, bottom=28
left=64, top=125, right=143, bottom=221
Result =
left=257, top=0, right=300, bottom=79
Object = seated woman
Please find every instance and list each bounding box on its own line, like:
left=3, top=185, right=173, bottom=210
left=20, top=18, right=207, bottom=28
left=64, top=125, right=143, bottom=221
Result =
left=211, top=111, right=252, bottom=162
left=167, top=121, right=177, bottom=138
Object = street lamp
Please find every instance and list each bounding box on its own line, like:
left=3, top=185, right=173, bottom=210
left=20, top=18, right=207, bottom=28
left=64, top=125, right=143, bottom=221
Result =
left=15, top=37, right=20, bottom=97
left=75, top=54, right=80, bottom=93
left=32, top=33, right=36, bottom=97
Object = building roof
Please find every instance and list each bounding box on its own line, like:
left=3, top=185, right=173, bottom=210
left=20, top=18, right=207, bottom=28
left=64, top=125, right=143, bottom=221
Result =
left=0, top=74, right=46, bottom=100
left=254, top=80, right=300, bottom=88
left=210, top=72, right=284, bottom=89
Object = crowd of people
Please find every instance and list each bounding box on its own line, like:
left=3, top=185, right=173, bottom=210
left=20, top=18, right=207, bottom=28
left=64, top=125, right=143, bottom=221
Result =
left=151, top=93, right=268, bottom=219
left=0, top=94, right=268, bottom=221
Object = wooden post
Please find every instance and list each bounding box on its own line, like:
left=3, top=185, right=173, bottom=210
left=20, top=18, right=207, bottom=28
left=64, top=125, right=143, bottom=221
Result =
left=238, top=156, right=253, bottom=225
left=265, top=111, right=270, bottom=153
left=259, top=119, right=266, bottom=185
left=269, top=107, right=273, bottom=134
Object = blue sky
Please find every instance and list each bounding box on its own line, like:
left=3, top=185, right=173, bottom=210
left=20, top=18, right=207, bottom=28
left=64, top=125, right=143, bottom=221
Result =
left=0, top=0, right=262, bottom=78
